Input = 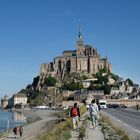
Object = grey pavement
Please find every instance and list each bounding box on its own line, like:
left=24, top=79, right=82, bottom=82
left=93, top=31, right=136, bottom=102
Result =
left=70, top=130, right=79, bottom=140
left=84, top=121, right=104, bottom=140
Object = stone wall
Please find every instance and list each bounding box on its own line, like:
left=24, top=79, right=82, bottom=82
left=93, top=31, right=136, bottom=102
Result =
left=70, top=57, right=77, bottom=73
left=90, top=57, right=99, bottom=74
left=1, top=99, right=8, bottom=109
left=106, top=99, right=140, bottom=107
left=77, top=57, right=88, bottom=72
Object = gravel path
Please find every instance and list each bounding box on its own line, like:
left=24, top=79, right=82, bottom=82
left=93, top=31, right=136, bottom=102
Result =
left=1, top=109, right=60, bottom=140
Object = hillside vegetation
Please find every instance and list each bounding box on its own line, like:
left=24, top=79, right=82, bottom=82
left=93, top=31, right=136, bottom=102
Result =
left=18, top=68, right=134, bottom=106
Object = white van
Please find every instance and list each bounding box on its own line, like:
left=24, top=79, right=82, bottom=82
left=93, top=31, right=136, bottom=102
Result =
left=99, top=100, right=107, bottom=109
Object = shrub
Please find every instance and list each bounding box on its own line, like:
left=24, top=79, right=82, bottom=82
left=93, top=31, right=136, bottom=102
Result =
left=44, top=76, right=57, bottom=86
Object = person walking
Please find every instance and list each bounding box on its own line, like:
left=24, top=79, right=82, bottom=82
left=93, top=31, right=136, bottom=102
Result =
left=89, top=99, right=99, bottom=129
left=13, top=126, right=18, bottom=138
left=19, top=126, right=23, bottom=137
left=70, top=102, right=80, bottom=131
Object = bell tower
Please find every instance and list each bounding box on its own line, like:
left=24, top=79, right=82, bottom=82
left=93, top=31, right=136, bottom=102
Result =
left=76, top=27, right=85, bottom=56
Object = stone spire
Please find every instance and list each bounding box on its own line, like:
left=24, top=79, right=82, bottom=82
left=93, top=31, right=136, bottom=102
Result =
left=76, top=26, right=85, bottom=55
left=77, top=26, right=84, bottom=44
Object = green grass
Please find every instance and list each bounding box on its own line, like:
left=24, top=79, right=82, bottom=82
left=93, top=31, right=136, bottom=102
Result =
left=39, top=109, right=72, bottom=140
left=78, top=105, right=87, bottom=139
left=80, top=105, right=87, bottom=116
left=39, top=119, right=72, bottom=140
left=78, top=119, right=87, bottom=139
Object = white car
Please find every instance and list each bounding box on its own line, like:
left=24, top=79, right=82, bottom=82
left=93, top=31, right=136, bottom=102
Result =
left=63, top=106, right=69, bottom=110
left=99, top=100, right=107, bottom=109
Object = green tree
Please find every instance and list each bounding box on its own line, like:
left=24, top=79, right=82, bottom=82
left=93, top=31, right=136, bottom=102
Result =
left=44, top=76, right=57, bottom=86
left=102, top=85, right=111, bottom=94
left=62, top=81, right=83, bottom=91
left=95, top=74, right=108, bottom=86
left=88, top=81, right=95, bottom=90
left=77, top=82, right=84, bottom=90
left=69, top=82, right=77, bottom=91
left=99, top=67, right=108, bottom=73
left=81, top=75, right=88, bottom=80
left=110, top=73, right=119, bottom=81
left=126, top=78, right=134, bottom=86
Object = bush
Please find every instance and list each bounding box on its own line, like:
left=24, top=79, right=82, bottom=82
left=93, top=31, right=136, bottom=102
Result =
left=44, top=76, right=57, bottom=86
left=62, top=81, right=83, bottom=91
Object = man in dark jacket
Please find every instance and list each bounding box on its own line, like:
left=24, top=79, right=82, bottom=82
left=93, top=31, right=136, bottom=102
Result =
left=13, top=126, right=17, bottom=138
left=70, top=102, right=80, bottom=131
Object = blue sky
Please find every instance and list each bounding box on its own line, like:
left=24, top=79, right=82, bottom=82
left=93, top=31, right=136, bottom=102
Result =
left=0, top=0, right=140, bottom=99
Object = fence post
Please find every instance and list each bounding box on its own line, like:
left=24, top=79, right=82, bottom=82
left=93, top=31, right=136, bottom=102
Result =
left=7, top=120, right=9, bottom=132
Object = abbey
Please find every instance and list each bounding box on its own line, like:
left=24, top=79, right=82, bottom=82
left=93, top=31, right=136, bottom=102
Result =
left=40, top=31, right=112, bottom=78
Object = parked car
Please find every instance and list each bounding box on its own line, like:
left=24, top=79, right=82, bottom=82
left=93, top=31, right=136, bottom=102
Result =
left=35, top=105, right=50, bottom=109
left=63, top=106, right=69, bottom=110
left=99, top=100, right=107, bottom=109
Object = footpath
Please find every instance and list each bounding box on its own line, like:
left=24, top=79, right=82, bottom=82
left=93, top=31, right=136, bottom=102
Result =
left=70, top=111, right=104, bottom=140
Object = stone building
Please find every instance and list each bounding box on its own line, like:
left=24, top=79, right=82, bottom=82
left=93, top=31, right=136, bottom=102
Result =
left=39, top=30, right=112, bottom=83
left=1, top=95, right=9, bottom=109
left=8, top=93, right=27, bottom=108
left=74, top=89, right=104, bottom=102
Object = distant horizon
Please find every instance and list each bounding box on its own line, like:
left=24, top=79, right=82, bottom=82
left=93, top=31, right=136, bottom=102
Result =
left=0, top=0, right=140, bottom=99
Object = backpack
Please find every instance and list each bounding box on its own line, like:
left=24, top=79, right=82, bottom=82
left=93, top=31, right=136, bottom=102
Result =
left=72, top=107, right=78, bottom=116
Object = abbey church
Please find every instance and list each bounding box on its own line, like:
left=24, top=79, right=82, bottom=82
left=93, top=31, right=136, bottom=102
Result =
left=40, top=30, right=112, bottom=79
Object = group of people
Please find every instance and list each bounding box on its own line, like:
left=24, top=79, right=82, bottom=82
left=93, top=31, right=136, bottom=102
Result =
left=70, top=99, right=100, bottom=131
left=13, top=125, right=23, bottom=138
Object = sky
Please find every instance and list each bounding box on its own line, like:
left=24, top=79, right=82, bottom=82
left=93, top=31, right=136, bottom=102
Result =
left=0, top=0, right=140, bottom=99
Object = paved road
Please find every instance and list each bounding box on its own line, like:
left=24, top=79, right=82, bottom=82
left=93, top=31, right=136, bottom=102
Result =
left=102, top=108, right=140, bottom=140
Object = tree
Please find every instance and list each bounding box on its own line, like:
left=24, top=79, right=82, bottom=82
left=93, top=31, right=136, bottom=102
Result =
left=110, top=73, right=119, bottom=81
left=99, top=67, right=108, bottom=73
left=126, top=78, right=134, bottom=86
left=95, top=73, right=108, bottom=86
left=44, top=76, right=57, bottom=86
left=81, top=75, right=88, bottom=80
left=103, top=85, right=111, bottom=94
left=69, top=82, right=77, bottom=91
left=62, top=81, right=83, bottom=91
